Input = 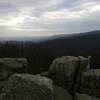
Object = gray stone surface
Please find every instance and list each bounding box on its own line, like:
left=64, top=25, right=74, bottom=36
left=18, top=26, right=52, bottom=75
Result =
left=0, top=74, right=54, bottom=100
left=53, top=85, right=72, bottom=100
left=47, top=56, right=91, bottom=94
left=77, top=56, right=91, bottom=91
left=79, top=56, right=91, bottom=72
left=0, top=65, right=12, bottom=81
left=0, top=58, right=28, bottom=81
left=76, top=93, right=100, bottom=100
left=48, top=56, right=79, bottom=93
left=0, top=56, right=96, bottom=100
left=80, top=69, right=100, bottom=98
left=0, top=58, right=28, bottom=69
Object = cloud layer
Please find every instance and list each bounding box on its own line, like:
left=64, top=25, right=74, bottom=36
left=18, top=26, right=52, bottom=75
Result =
left=0, top=0, right=100, bottom=37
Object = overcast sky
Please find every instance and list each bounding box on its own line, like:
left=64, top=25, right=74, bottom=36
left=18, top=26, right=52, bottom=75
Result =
left=0, top=0, right=100, bottom=37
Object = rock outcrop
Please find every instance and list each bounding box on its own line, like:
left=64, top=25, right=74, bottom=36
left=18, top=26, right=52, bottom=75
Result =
left=0, top=56, right=100, bottom=100
left=48, top=56, right=79, bottom=93
left=0, top=74, right=54, bottom=100
left=0, top=58, right=28, bottom=93
left=46, top=56, right=90, bottom=94
left=0, top=58, right=28, bottom=81
left=80, top=69, right=100, bottom=98
left=0, top=58, right=28, bottom=70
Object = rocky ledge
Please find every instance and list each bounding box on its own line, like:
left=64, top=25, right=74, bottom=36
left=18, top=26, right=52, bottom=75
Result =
left=0, top=56, right=100, bottom=100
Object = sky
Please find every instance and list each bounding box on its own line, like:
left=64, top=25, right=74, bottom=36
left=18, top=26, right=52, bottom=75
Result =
left=0, top=0, right=100, bottom=37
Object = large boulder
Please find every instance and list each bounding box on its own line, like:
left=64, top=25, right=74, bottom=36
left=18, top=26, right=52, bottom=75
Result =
left=46, top=56, right=90, bottom=94
left=0, top=58, right=28, bottom=81
left=0, top=74, right=54, bottom=100
left=48, top=56, right=79, bottom=93
left=80, top=69, right=100, bottom=98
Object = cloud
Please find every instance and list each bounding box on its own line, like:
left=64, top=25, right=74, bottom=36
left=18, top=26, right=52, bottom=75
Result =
left=0, top=0, right=100, bottom=37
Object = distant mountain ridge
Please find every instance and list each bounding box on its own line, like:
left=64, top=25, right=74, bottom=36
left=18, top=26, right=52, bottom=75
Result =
left=0, top=30, right=100, bottom=42
left=0, top=34, right=71, bottom=42
left=40, top=30, right=100, bottom=54
left=41, top=30, right=100, bottom=42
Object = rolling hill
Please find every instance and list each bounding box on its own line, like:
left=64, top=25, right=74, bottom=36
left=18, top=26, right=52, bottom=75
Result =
left=40, top=30, right=100, bottom=55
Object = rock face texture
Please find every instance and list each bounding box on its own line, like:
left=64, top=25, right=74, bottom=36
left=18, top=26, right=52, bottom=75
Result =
left=76, top=56, right=90, bottom=91
left=0, top=58, right=28, bottom=81
left=0, top=58, right=28, bottom=70
left=48, top=56, right=79, bottom=93
left=53, top=85, right=72, bottom=100
left=0, top=58, right=28, bottom=93
left=80, top=69, right=100, bottom=98
left=0, top=74, right=54, bottom=100
left=47, top=56, right=90, bottom=94
left=0, top=56, right=100, bottom=100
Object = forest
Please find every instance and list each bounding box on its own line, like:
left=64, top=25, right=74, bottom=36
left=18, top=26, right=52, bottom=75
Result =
left=0, top=40, right=99, bottom=74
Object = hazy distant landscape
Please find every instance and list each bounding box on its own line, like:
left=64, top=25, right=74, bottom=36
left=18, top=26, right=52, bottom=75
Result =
left=0, top=30, right=100, bottom=74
